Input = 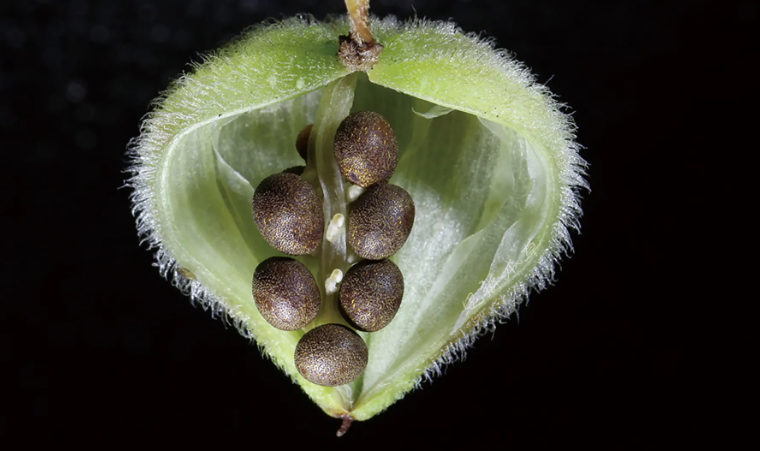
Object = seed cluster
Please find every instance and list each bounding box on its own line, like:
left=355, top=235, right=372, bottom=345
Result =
left=250, top=111, right=414, bottom=387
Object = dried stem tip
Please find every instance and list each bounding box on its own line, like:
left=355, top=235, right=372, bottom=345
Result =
left=336, top=415, right=354, bottom=437
left=345, top=0, right=375, bottom=47
left=339, top=0, right=383, bottom=72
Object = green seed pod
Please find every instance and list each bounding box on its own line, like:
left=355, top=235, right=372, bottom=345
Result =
left=334, top=110, right=398, bottom=187
left=252, top=257, right=321, bottom=331
left=295, top=124, right=313, bottom=162
left=295, top=324, right=368, bottom=387
left=348, top=183, right=415, bottom=260
left=252, top=172, right=324, bottom=255
left=340, top=259, right=404, bottom=332
left=128, top=4, right=586, bottom=427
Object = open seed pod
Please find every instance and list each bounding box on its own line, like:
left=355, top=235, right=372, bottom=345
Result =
left=126, top=3, right=586, bottom=429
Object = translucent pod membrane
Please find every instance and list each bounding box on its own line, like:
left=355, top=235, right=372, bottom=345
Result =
left=127, top=17, right=586, bottom=422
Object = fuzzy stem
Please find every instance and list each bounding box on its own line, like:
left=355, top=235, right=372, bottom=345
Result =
left=339, top=0, right=382, bottom=71
left=345, top=0, right=375, bottom=47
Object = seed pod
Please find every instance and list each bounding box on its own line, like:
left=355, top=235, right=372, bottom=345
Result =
left=334, top=111, right=398, bottom=187
left=340, top=259, right=404, bottom=332
left=129, top=10, right=586, bottom=425
left=252, top=172, right=324, bottom=255
left=348, top=183, right=415, bottom=260
left=252, top=257, right=321, bottom=331
left=295, top=324, right=368, bottom=387
left=295, top=124, right=312, bottom=162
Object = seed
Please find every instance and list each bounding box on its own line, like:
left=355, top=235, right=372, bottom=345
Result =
left=282, top=165, right=305, bottom=176
left=295, top=324, right=368, bottom=386
left=295, top=124, right=312, bottom=162
left=340, top=259, right=404, bottom=332
left=348, top=183, right=415, bottom=260
left=177, top=267, right=196, bottom=281
left=334, top=111, right=398, bottom=187
left=252, top=172, right=324, bottom=255
left=252, top=257, right=321, bottom=331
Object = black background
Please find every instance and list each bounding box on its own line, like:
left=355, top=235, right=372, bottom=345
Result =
left=2, top=0, right=750, bottom=447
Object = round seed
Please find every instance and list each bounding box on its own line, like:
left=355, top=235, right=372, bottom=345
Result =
left=295, top=324, right=368, bottom=386
left=252, top=257, right=321, bottom=331
left=334, top=111, right=398, bottom=187
left=252, top=172, right=324, bottom=255
left=295, top=124, right=312, bottom=162
left=340, top=259, right=404, bottom=332
left=347, top=183, right=415, bottom=260
left=282, top=165, right=305, bottom=176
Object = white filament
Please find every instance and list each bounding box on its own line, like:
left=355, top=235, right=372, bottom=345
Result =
left=325, top=213, right=345, bottom=243
left=347, top=184, right=365, bottom=202
left=325, top=268, right=344, bottom=295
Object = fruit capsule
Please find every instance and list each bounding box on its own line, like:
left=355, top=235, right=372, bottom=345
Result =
left=252, top=257, right=321, bottom=331
left=252, top=172, right=324, bottom=255
left=128, top=8, right=586, bottom=424
left=339, top=259, right=404, bottom=332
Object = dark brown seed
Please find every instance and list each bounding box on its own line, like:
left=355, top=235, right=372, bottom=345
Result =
left=295, top=124, right=312, bottom=162
left=348, top=183, right=415, bottom=260
left=252, top=172, right=324, bottom=255
left=295, top=324, right=368, bottom=386
left=252, top=257, right=321, bottom=331
left=339, top=259, right=404, bottom=332
left=282, top=165, right=305, bottom=176
left=334, top=111, right=398, bottom=187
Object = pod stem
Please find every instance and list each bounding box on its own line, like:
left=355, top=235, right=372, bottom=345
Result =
left=336, top=415, right=354, bottom=437
left=339, top=0, right=383, bottom=72
left=345, top=0, right=375, bottom=47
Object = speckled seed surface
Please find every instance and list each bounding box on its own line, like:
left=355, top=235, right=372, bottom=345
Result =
left=295, top=324, right=368, bottom=387
left=252, top=172, right=324, bottom=255
left=340, top=259, right=404, bottom=332
left=334, top=111, right=399, bottom=188
left=252, top=257, right=321, bottom=331
left=348, top=183, right=415, bottom=260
